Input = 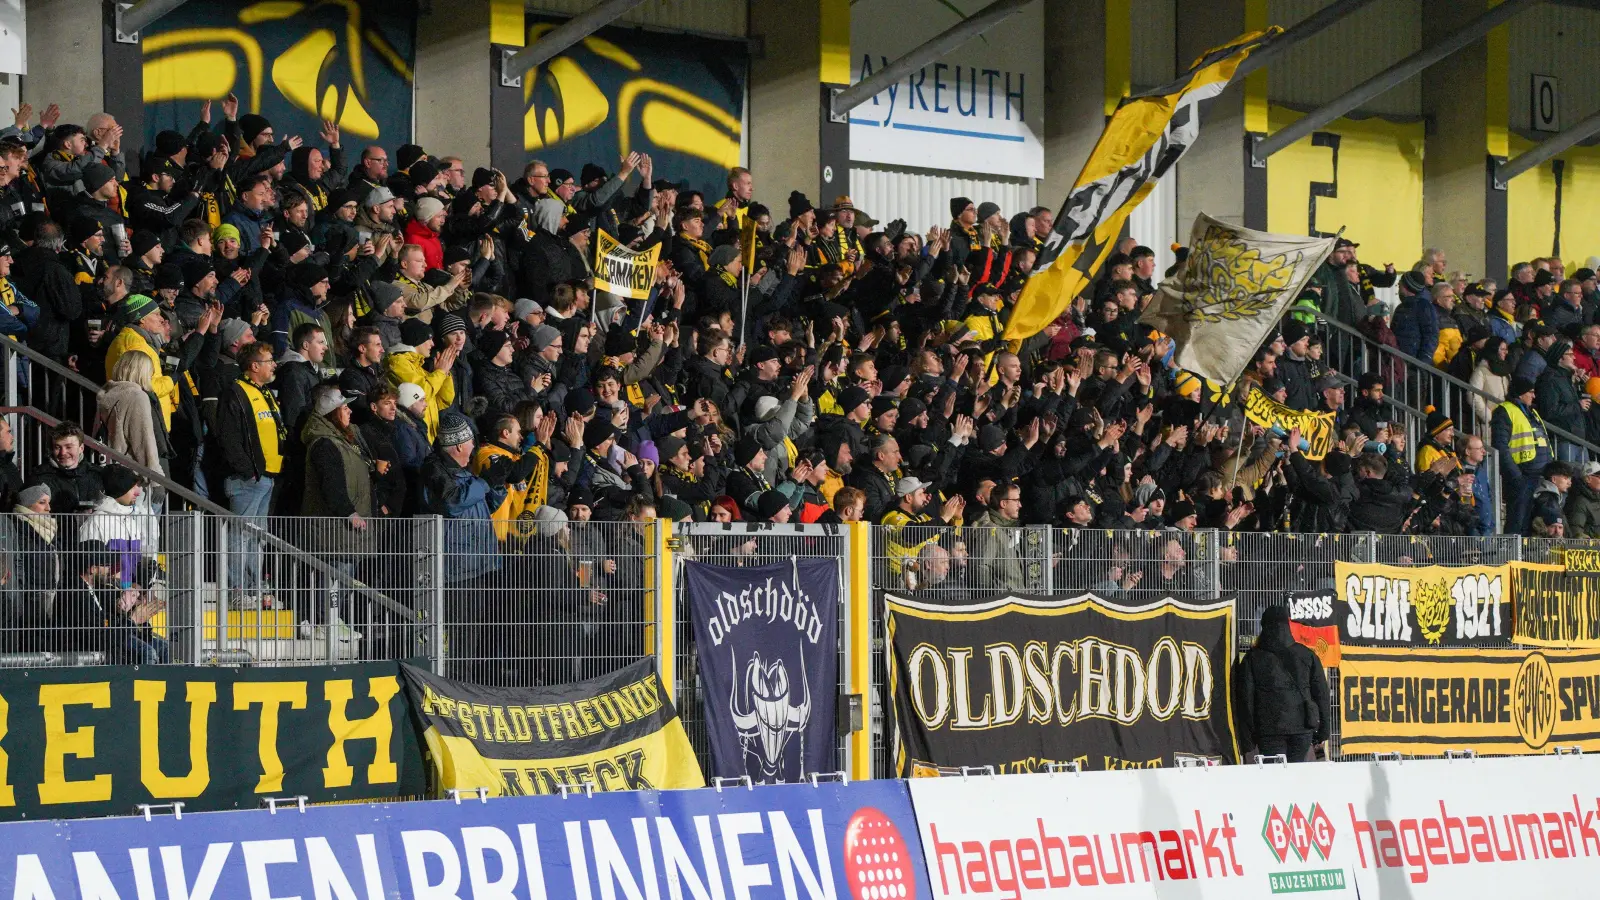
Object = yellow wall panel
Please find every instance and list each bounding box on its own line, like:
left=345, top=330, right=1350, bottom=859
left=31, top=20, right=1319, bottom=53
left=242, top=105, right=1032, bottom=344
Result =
left=1505, top=135, right=1600, bottom=272
left=1266, top=107, right=1424, bottom=268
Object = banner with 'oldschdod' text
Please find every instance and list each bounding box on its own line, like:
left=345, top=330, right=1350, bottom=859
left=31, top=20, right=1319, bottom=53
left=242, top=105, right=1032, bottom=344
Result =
left=886, top=592, right=1239, bottom=774
left=684, top=558, right=840, bottom=784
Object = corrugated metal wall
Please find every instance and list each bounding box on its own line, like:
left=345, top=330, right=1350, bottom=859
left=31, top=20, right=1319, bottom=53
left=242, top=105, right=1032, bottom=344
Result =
left=851, top=164, right=1037, bottom=234
left=1508, top=3, right=1600, bottom=138
left=1267, top=0, right=1421, bottom=117
left=1131, top=0, right=1176, bottom=91
left=525, top=0, right=747, bottom=37
left=1128, top=170, right=1177, bottom=276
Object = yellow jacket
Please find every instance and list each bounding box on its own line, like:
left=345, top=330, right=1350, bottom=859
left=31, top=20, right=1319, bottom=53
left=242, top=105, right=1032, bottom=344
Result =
left=384, top=350, right=454, bottom=443
left=104, top=327, right=178, bottom=429
left=1433, top=323, right=1462, bottom=368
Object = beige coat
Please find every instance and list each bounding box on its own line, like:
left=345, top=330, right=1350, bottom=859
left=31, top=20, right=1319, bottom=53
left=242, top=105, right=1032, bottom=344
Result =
left=96, top=380, right=162, bottom=473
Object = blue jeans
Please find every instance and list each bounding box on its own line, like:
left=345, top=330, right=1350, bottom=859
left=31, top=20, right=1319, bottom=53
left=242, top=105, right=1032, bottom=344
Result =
left=224, top=475, right=274, bottom=593
left=125, top=633, right=170, bottom=665
left=1507, top=475, right=1540, bottom=536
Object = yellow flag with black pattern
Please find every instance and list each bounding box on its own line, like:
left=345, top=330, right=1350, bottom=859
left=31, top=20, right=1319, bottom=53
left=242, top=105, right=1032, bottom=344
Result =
left=1004, top=28, right=1280, bottom=341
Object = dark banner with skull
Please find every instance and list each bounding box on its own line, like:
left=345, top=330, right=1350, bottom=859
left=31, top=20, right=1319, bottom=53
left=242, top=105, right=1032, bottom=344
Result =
left=684, top=558, right=840, bottom=784
left=885, top=592, right=1240, bottom=774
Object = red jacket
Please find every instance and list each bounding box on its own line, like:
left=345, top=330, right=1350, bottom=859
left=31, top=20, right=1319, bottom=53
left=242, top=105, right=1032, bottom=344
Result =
left=403, top=218, right=443, bottom=270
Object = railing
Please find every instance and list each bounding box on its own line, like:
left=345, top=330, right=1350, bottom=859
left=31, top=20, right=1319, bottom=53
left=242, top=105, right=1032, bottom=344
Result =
left=0, top=333, right=412, bottom=640
left=7, top=516, right=1587, bottom=776
left=1319, top=313, right=1600, bottom=460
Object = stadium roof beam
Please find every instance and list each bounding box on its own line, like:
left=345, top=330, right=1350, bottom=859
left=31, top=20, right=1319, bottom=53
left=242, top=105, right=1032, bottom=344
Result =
left=1251, top=0, right=1543, bottom=166
left=1229, top=0, right=1389, bottom=82
left=501, top=0, right=649, bottom=83
left=829, top=0, right=1036, bottom=121
left=1494, top=109, right=1600, bottom=188
left=116, top=0, right=193, bottom=37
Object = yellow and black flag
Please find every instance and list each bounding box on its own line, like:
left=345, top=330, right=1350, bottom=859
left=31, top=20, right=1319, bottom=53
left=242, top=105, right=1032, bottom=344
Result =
left=401, top=659, right=704, bottom=796
left=1004, top=28, right=1280, bottom=341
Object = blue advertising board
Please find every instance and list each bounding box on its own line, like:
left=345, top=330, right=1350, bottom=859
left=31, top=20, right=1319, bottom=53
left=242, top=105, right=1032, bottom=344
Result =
left=0, top=780, right=927, bottom=900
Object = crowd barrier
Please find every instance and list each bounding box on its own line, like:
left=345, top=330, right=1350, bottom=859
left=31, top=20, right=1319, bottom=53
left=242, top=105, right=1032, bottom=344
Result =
left=6, top=516, right=1600, bottom=777
left=4, top=754, right=1600, bottom=898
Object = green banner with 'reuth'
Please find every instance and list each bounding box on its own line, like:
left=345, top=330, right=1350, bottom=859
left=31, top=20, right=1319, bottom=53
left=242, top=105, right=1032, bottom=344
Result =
left=0, top=662, right=423, bottom=821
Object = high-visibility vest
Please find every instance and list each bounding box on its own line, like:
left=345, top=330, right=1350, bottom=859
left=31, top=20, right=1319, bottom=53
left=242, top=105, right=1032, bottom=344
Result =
left=1497, top=401, right=1549, bottom=465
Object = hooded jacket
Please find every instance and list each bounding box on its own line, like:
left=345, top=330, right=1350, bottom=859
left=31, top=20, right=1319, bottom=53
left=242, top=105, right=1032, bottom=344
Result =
left=1348, top=476, right=1410, bottom=534
left=1237, top=606, right=1331, bottom=744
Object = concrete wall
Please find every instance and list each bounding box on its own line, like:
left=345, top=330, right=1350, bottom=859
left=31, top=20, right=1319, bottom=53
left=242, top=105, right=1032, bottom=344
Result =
left=748, top=0, right=822, bottom=208
left=22, top=0, right=102, bottom=122
left=1175, top=0, right=1248, bottom=228
left=414, top=0, right=492, bottom=166
left=1041, top=0, right=1106, bottom=208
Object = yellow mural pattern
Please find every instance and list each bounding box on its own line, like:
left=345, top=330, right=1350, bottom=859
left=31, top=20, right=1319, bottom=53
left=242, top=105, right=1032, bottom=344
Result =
left=1266, top=106, right=1425, bottom=271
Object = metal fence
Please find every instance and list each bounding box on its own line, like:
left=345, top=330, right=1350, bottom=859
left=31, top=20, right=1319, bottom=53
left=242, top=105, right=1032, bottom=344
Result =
left=9, top=512, right=1600, bottom=776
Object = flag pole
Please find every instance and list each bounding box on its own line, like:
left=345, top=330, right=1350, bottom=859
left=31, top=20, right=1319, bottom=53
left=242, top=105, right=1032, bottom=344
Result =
left=739, top=267, right=750, bottom=350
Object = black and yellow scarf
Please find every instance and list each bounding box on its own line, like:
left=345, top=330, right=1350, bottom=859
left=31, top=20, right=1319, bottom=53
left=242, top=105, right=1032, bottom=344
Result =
left=679, top=234, right=712, bottom=270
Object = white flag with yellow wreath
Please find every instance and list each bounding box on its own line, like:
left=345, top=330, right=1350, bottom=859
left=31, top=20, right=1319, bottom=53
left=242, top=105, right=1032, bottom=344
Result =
left=1140, top=213, right=1335, bottom=386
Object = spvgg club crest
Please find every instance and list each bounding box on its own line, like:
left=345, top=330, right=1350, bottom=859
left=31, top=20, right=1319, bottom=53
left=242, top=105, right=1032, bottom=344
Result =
left=730, top=649, right=812, bottom=783
left=1262, top=803, right=1347, bottom=895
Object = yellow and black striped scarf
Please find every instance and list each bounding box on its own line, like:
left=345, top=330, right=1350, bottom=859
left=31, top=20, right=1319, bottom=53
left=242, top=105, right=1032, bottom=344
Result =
left=679, top=235, right=712, bottom=270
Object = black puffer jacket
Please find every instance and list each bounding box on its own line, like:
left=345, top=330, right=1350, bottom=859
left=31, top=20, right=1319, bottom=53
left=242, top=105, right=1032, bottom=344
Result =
left=1238, top=605, right=1331, bottom=743
left=1348, top=476, right=1410, bottom=534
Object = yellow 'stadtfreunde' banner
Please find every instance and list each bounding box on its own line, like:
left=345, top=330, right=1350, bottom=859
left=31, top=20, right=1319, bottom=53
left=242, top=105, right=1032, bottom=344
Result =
left=1004, top=28, right=1280, bottom=341
left=1141, top=215, right=1336, bottom=385
left=400, top=659, right=703, bottom=797
left=1241, top=384, right=1337, bottom=460
left=1339, top=647, right=1600, bottom=755
left=593, top=229, right=662, bottom=300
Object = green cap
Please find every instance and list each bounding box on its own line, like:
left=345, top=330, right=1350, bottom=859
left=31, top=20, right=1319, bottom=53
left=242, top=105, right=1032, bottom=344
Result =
left=121, top=293, right=159, bottom=322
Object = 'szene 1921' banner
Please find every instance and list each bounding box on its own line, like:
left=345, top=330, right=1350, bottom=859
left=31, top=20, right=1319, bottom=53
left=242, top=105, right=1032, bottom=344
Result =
left=885, top=593, right=1239, bottom=773
left=684, top=558, right=840, bottom=784
left=400, top=659, right=704, bottom=796
left=0, top=778, right=931, bottom=900
left=0, top=662, right=421, bottom=822
left=1335, top=561, right=1510, bottom=647
left=1338, top=646, right=1600, bottom=755
left=910, top=755, right=1600, bottom=898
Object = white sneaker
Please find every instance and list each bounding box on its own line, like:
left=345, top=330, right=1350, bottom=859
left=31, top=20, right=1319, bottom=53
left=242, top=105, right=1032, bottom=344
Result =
left=298, top=619, right=326, bottom=642
left=330, top=614, right=361, bottom=644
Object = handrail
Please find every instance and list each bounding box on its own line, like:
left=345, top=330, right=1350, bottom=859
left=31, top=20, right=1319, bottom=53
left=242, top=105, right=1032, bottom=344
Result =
left=1317, top=314, right=1600, bottom=456
left=0, top=331, right=108, bottom=404
left=0, top=403, right=411, bottom=619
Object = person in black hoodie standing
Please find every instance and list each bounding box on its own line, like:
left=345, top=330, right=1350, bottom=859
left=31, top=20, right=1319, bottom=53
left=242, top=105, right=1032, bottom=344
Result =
left=1238, top=604, right=1331, bottom=762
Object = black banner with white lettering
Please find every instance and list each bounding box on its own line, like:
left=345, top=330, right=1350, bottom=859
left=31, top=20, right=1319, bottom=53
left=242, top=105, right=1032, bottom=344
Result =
left=684, top=559, right=840, bottom=783
left=1286, top=589, right=1341, bottom=667
left=884, top=592, right=1239, bottom=774
left=0, top=662, right=423, bottom=821
left=1334, top=562, right=1513, bottom=648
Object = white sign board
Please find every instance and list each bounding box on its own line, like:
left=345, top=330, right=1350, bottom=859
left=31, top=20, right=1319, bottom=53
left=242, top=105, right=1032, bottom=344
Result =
left=849, top=0, right=1043, bottom=178
left=910, top=755, right=1600, bottom=898
left=0, top=0, right=23, bottom=76
left=1532, top=74, right=1560, bottom=133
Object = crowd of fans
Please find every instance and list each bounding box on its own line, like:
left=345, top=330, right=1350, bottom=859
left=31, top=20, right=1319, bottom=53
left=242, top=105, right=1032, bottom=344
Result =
left=0, top=95, right=1588, bottom=654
